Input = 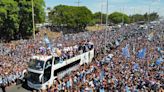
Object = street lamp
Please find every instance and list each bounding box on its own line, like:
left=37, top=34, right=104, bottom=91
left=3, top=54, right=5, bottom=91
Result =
left=122, top=7, right=124, bottom=24
left=104, top=0, right=108, bottom=54
left=32, top=0, right=35, bottom=40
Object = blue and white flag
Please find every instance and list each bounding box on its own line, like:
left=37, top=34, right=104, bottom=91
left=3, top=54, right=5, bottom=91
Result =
left=125, top=86, right=130, bottom=92
left=133, top=63, right=139, bottom=70
left=122, top=44, right=130, bottom=58
left=137, top=48, right=146, bottom=59
left=99, top=88, right=105, bottom=92
left=115, top=40, right=120, bottom=46
left=43, top=34, right=55, bottom=56
left=100, top=70, right=105, bottom=80
left=44, top=35, right=51, bottom=49
left=156, top=57, right=163, bottom=65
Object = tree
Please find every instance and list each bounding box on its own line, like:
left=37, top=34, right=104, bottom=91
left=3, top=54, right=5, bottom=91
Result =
left=149, top=12, right=159, bottom=21
left=92, top=12, right=106, bottom=24
left=77, top=6, right=93, bottom=29
left=108, top=12, right=130, bottom=24
left=129, top=14, right=145, bottom=22
left=0, top=0, right=45, bottom=40
left=129, top=12, right=159, bottom=23
left=49, top=5, right=92, bottom=30
left=0, top=0, right=19, bottom=40
left=16, top=0, right=45, bottom=38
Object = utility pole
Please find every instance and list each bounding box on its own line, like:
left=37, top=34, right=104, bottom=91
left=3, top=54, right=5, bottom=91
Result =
left=122, top=7, right=124, bottom=24
left=133, top=8, right=135, bottom=23
left=148, top=6, right=150, bottom=24
left=75, top=0, right=81, bottom=31
left=76, top=0, right=81, bottom=7
left=101, top=0, right=103, bottom=25
left=104, top=0, right=108, bottom=54
left=32, top=0, right=35, bottom=40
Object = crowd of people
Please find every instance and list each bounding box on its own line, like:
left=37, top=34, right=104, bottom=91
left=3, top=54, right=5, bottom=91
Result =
left=39, top=34, right=94, bottom=63
left=0, top=20, right=164, bottom=92
left=43, top=22, right=164, bottom=92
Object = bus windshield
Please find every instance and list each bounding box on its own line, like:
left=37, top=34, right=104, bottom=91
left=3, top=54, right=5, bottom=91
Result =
left=28, top=59, right=45, bottom=71
left=27, top=72, right=41, bottom=84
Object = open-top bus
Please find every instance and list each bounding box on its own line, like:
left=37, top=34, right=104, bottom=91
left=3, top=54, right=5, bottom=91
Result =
left=27, top=48, right=94, bottom=90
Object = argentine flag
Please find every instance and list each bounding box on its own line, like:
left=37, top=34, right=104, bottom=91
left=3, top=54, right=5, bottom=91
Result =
left=156, top=57, right=163, bottom=65
left=122, top=44, right=130, bottom=58
left=44, top=36, right=51, bottom=48
left=137, top=48, right=146, bottom=59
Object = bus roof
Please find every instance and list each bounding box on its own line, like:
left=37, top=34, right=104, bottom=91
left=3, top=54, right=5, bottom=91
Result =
left=31, top=55, right=53, bottom=62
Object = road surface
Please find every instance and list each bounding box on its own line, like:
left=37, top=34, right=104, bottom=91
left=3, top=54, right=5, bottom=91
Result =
left=0, top=83, right=33, bottom=92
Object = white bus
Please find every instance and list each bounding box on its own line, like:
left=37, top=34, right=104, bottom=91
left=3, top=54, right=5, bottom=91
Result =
left=27, top=48, right=94, bottom=90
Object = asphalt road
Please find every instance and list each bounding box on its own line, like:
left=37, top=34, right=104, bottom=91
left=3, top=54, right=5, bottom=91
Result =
left=0, top=83, right=33, bottom=92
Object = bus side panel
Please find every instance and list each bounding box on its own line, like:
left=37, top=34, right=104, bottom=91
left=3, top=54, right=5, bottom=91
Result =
left=80, top=52, right=88, bottom=65
left=80, top=49, right=94, bottom=65
left=89, top=49, right=94, bottom=63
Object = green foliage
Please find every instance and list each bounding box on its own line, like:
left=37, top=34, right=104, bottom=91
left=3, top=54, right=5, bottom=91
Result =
left=0, top=0, right=45, bottom=40
left=0, top=0, right=19, bottom=39
left=129, top=14, right=146, bottom=22
left=17, top=0, right=45, bottom=37
left=92, top=12, right=106, bottom=24
left=108, top=12, right=130, bottom=24
left=49, top=5, right=93, bottom=30
left=129, top=12, right=159, bottom=23
left=33, top=0, right=45, bottom=23
left=0, top=0, right=159, bottom=41
left=149, top=12, right=159, bottom=21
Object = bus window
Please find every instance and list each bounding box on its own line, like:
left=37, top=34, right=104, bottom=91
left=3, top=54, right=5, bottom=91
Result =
left=45, top=58, right=52, bottom=69
left=43, top=58, right=52, bottom=83
left=54, top=59, right=81, bottom=77
left=27, top=72, right=41, bottom=84
left=54, top=57, right=60, bottom=64
left=28, top=59, right=44, bottom=71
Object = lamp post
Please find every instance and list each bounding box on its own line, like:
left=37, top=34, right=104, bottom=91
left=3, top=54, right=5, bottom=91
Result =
left=122, top=7, right=125, bottom=25
left=104, top=0, right=108, bottom=54
left=133, top=8, right=135, bottom=23
left=32, top=0, right=35, bottom=40
left=148, top=5, right=150, bottom=24
left=76, top=0, right=81, bottom=7
left=75, top=0, right=81, bottom=31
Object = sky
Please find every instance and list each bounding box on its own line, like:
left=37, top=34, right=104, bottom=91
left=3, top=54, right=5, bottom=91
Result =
left=45, top=0, right=164, bottom=16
